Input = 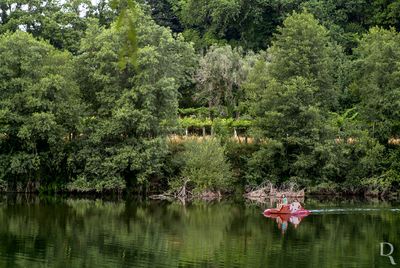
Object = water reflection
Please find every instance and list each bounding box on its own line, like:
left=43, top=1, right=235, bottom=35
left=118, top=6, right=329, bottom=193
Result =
left=263, top=213, right=309, bottom=234
left=0, top=195, right=398, bottom=267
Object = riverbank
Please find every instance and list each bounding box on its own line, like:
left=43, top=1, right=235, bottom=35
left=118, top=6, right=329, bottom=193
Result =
left=0, top=182, right=398, bottom=201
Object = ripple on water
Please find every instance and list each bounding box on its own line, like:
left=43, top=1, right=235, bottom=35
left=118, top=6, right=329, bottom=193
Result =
left=0, top=197, right=399, bottom=267
left=309, top=208, right=400, bottom=214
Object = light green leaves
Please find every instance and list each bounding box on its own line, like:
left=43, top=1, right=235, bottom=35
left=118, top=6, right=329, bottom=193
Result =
left=178, top=138, right=232, bottom=193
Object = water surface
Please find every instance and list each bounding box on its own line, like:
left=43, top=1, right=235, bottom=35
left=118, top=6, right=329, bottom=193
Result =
left=0, top=195, right=399, bottom=267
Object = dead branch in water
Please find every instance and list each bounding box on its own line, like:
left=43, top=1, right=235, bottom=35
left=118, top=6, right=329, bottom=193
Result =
left=244, top=180, right=305, bottom=201
left=149, top=179, right=221, bottom=201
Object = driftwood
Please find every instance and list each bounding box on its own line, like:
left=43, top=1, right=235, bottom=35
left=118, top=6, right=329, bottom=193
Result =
left=243, top=187, right=270, bottom=199
left=177, top=180, right=190, bottom=198
left=149, top=194, right=174, bottom=201
left=149, top=179, right=221, bottom=201
left=273, top=189, right=305, bottom=198
left=244, top=181, right=305, bottom=200
left=243, top=181, right=273, bottom=199
left=199, top=191, right=221, bottom=200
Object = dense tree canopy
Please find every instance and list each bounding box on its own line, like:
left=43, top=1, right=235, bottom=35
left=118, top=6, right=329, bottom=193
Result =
left=0, top=31, right=82, bottom=190
left=352, top=27, right=400, bottom=142
left=0, top=0, right=93, bottom=53
left=268, top=11, right=341, bottom=109
left=0, top=1, right=399, bottom=195
left=195, top=45, right=248, bottom=118
left=137, top=0, right=400, bottom=52
left=245, top=11, right=394, bottom=191
left=67, top=6, right=196, bottom=192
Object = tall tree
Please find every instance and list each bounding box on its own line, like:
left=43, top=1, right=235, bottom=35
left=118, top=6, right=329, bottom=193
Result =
left=352, top=27, right=400, bottom=142
left=247, top=11, right=342, bottom=184
left=268, top=11, right=341, bottom=110
left=0, top=31, right=82, bottom=190
left=69, top=6, right=196, bottom=192
left=195, top=45, right=248, bottom=118
left=169, top=0, right=305, bottom=50
left=0, top=0, right=92, bottom=54
left=137, top=0, right=183, bottom=32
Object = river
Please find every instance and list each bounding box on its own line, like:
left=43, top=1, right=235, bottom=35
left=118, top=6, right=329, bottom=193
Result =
left=0, top=195, right=398, bottom=267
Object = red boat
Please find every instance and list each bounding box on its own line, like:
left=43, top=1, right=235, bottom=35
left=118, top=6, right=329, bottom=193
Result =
left=263, top=203, right=311, bottom=216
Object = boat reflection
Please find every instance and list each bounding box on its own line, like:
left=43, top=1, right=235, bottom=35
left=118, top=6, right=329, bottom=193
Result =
left=264, top=213, right=309, bottom=234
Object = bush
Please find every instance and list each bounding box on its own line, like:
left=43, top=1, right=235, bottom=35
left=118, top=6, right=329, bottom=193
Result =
left=172, top=138, right=233, bottom=193
left=67, top=175, right=126, bottom=193
left=225, top=141, right=259, bottom=185
left=245, top=140, right=287, bottom=187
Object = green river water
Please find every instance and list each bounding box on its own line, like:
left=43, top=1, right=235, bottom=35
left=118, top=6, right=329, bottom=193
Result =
left=0, top=195, right=399, bottom=267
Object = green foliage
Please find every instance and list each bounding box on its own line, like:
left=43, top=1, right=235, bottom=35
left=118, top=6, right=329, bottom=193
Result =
left=212, top=118, right=235, bottom=138
left=0, top=0, right=399, bottom=196
left=241, top=51, right=270, bottom=114
left=329, top=107, right=359, bottom=136
left=245, top=11, right=389, bottom=191
left=110, top=0, right=139, bottom=69
left=212, top=118, right=252, bottom=138
left=303, top=0, right=400, bottom=52
left=352, top=27, right=400, bottom=142
left=195, top=45, right=248, bottom=118
left=224, top=141, right=258, bottom=184
left=0, top=31, right=82, bottom=188
left=173, top=138, right=233, bottom=193
left=168, top=0, right=304, bottom=50
left=177, top=117, right=252, bottom=138
left=179, top=118, right=212, bottom=128
left=245, top=139, right=287, bottom=186
left=137, top=0, right=183, bottom=33
left=320, top=132, right=385, bottom=184
left=68, top=5, right=196, bottom=192
left=0, top=1, right=93, bottom=54
left=253, top=77, right=325, bottom=140
left=67, top=175, right=126, bottom=193
left=361, top=148, right=400, bottom=194
left=154, top=0, right=400, bottom=52
left=268, top=11, right=340, bottom=110
left=249, top=76, right=328, bottom=185
left=178, top=107, right=217, bottom=118
left=2, top=0, right=399, bottom=55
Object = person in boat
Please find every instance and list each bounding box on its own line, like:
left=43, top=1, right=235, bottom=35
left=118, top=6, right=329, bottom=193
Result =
left=277, top=194, right=288, bottom=209
left=289, top=199, right=302, bottom=213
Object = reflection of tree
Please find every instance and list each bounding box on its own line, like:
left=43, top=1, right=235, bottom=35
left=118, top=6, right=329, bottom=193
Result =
left=0, top=197, right=398, bottom=267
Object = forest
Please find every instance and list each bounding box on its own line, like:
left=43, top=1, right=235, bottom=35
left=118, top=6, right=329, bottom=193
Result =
left=0, top=0, right=399, bottom=196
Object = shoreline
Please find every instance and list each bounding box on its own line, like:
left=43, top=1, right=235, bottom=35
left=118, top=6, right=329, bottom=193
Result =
left=0, top=188, right=398, bottom=201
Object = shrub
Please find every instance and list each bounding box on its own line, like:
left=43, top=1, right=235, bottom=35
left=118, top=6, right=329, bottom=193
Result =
left=172, top=138, right=233, bottom=193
